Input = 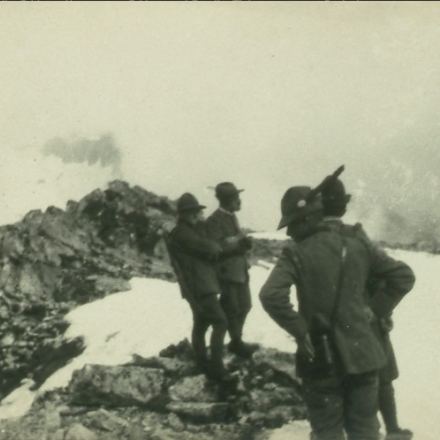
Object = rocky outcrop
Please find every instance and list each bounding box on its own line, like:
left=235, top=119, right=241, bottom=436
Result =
left=68, top=365, right=166, bottom=407
left=0, top=340, right=307, bottom=439
left=65, top=340, right=306, bottom=428
left=0, top=181, right=177, bottom=399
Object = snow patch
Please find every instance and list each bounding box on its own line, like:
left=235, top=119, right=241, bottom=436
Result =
left=249, top=231, right=289, bottom=241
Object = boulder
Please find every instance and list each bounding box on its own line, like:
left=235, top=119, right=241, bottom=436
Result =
left=2, top=229, right=25, bottom=259
left=19, top=263, right=45, bottom=299
left=166, top=401, right=229, bottom=423
left=45, top=405, right=62, bottom=432
left=248, top=387, right=302, bottom=413
left=86, top=408, right=129, bottom=431
left=68, top=364, right=165, bottom=407
left=44, top=238, right=76, bottom=265
left=49, top=429, right=66, bottom=440
left=41, top=207, right=89, bottom=253
left=0, top=261, right=19, bottom=295
left=264, top=405, right=302, bottom=428
left=86, top=275, right=131, bottom=294
left=252, top=347, right=300, bottom=384
left=167, top=412, right=185, bottom=432
left=65, top=423, right=98, bottom=440
left=168, top=375, right=219, bottom=403
left=128, top=354, right=196, bottom=377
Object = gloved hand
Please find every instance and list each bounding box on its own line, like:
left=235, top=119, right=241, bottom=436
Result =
left=297, top=333, right=315, bottom=363
left=240, top=236, right=253, bottom=250
left=207, top=241, right=223, bottom=261
left=380, top=317, right=394, bottom=333
left=364, top=306, right=377, bottom=324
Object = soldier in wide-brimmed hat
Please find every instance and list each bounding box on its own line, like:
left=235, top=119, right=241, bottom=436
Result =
left=167, top=193, right=234, bottom=383
left=206, top=182, right=256, bottom=359
left=321, top=173, right=413, bottom=440
left=259, top=174, right=415, bottom=440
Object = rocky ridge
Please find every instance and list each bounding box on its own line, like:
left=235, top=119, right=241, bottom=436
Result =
left=0, top=181, right=177, bottom=398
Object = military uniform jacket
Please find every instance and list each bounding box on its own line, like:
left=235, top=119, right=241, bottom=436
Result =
left=205, top=209, right=249, bottom=284
left=324, top=219, right=400, bottom=381
left=259, top=225, right=415, bottom=376
left=169, top=220, right=221, bottom=298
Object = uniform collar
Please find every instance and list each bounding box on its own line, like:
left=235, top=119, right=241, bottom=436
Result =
left=219, top=207, right=235, bottom=216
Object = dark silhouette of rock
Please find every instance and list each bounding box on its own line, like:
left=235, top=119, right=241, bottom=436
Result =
left=0, top=181, right=177, bottom=400
left=166, top=402, right=229, bottom=423
left=68, top=365, right=165, bottom=407
left=168, top=375, right=220, bottom=403
left=127, top=354, right=196, bottom=378
left=252, top=347, right=300, bottom=385
left=65, top=423, right=98, bottom=440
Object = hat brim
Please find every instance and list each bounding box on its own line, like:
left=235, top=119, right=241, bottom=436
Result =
left=179, top=204, right=206, bottom=213
left=215, top=189, right=245, bottom=200
left=277, top=213, right=298, bottom=230
left=277, top=204, right=323, bottom=230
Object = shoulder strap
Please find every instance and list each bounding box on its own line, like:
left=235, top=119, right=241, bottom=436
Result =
left=330, top=238, right=347, bottom=329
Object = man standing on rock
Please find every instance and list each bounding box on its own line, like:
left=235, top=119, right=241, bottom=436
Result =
left=206, top=182, right=255, bottom=359
left=167, top=193, right=233, bottom=383
left=320, top=174, right=413, bottom=440
left=259, top=180, right=415, bottom=440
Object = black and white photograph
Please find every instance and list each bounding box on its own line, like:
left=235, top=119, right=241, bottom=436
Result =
left=0, top=2, right=438, bottom=440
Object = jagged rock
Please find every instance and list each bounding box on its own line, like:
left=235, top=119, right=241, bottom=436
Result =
left=166, top=401, right=229, bottom=422
left=19, top=263, right=45, bottom=299
left=50, top=429, right=66, bottom=440
left=23, top=210, right=44, bottom=235
left=44, top=238, right=76, bottom=265
left=68, top=364, right=165, bottom=407
left=41, top=207, right=90, bottom=253
left=0, top=332, right=15, bottom=347
left=87, top=408, right=129, bottom=431
left=65, top=423, right=98, bottom=440
left=248, top=411, right=266, bottom=425
left=32, top=336, right=85, bottom=389
left=0, top=261, right=19, bottom=295
left=252, top=347, right=300, bottom=384
left=127, top=424, right=149, bottom=440
left=248, top=387, right=302, bottom=413
left=168, top=375, right=219, bottom=403
left=128, top=354, right=196, bottom=377
left=2, top=229, right=25, bottom=259
left=86, top=275, right=131, bottom=294
left=264, top=405, right=301, bottom=428
left=167, top=412, right=185, bottom=432
left=159, top=339, right=193, bottom=360
left=45, top=405, right=62, bottom=432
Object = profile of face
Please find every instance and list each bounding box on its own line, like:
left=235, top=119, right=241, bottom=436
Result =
left=286, top=218, right=309, bottom=241
left=181, top=210, right=203, bottom=226
left=222, top=195, right=241, bottom=212
left=287, top=211, right=323, bottom=241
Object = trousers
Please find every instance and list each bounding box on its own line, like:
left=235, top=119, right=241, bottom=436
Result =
left=303, top=371, right=380, bottom=440
left=190, top=294, right=228, bottom=373
left=219, top=281, right=252, bottom=341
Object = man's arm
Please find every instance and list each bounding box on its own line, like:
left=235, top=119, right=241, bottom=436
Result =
left=366, top=244, right=416, bottom=318
left=205, top=215, right=248, bottom=256
left=259, top=245, right=310, bottom=342
left=171, top=225, right=222, bottom=262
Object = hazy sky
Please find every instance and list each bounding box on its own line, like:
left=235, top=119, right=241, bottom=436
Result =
left=1, top=2, right=440, bottom=238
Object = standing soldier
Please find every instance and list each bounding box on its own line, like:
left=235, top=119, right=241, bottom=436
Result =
left=167, top=193, right=233, bottom=382
left=259, top=180, right=415, bottom=440
left=321, top=174, right=413, bottom=440
left=206, top=182, right=255, bottom=358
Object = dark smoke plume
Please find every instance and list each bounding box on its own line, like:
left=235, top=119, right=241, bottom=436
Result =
left=42, top=133, right=122, bottom=177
